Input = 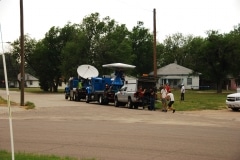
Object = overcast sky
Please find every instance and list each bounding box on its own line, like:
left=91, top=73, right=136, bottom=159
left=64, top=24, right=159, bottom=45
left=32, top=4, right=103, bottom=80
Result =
left=0, top=0, right=240, bottom=45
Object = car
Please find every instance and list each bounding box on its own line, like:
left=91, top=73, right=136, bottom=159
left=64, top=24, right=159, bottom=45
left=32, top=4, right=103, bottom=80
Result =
left=226, top=93, right=240, bottom=111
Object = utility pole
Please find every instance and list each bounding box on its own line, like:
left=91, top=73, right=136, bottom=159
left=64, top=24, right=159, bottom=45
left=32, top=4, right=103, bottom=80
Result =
left=20, top=0, right=25, bottom=106
left=153, top=8, right=157, bottom=79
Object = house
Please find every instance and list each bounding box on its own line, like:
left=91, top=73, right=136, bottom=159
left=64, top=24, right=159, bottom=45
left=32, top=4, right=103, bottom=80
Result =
left=11, top=73, right=40, bottom=88
left=149, top=62, right=200, bottom=90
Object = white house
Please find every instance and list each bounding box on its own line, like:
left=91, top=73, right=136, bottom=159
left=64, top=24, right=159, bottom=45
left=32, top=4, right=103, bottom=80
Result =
left=11, top=73, right=40, bottom=88
left=150, top=63, right=200, bottom=90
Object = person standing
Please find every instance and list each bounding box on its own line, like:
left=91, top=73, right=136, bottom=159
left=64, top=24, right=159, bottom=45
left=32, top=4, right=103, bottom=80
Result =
left=160, top=84, right=168, bottom=112
left=149, top=88, right=156, bottom=111
left=180, top=84, right=185, bottom=101
left=166, top=90, right=175, bottom=113
left=165, top=83, right=171, bottom=93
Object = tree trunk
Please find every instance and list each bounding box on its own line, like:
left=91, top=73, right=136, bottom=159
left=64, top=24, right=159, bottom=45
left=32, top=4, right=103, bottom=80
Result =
left=217, top=79, right=223, bottom=93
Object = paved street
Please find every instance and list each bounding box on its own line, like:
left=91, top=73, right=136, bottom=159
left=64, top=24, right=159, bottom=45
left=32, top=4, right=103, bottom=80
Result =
left=0, top=90, right=240, bottom=160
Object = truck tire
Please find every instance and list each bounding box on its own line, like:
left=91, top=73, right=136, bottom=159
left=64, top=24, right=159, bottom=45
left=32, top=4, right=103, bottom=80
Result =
left=114, top=97, right=119, bottom=107
left=99, top=95, right=104, bottom=105
left=127, top=98, right=133, bottom=109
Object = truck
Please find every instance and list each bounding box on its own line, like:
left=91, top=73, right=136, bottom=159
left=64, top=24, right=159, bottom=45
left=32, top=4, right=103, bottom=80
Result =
left=65, top=64, right=99, bottom=102
left=114, top=76, right=157, bottom=109
left=64, top=77, right=88, bottom=101
left=85, top=74, right=124, bottom=105
left=85, top=63, right=136, bottom=105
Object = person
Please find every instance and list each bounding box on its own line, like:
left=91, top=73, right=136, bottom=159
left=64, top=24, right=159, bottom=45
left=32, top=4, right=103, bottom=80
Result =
left=166, top=90, right=175, bottom=113
left=138, top=86, right=145, bottom=98
left=149, top=88, right=156, bottom=111
left=159, top=84, right=164, bottom=91
left=165, top=83, right=171, bottom=93
left=105, top=83, right=110, bottom=92
left=180, top=84, right=185, bottom=101
left=160, top=84, right=168, bottom=112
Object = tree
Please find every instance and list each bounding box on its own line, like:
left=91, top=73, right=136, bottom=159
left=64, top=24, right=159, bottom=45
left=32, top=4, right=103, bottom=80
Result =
left=9, top=35, right=37, bottom=87
left=162, top=33, right=193, bottom=66
left=80, top=13, right=133, bottom=75
left=130, top=21, right=154, bottom=76
left=60, top=23, right=89, bottom=80
left=195, top=30, right=240, bottom=93
left=30, top=27, right=63, bottom=92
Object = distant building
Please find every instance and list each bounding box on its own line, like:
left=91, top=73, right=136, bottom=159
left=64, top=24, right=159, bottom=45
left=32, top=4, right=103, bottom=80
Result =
left=10, top=73, right=40, bottom=88
left=149, top=63, right=200, bottom=90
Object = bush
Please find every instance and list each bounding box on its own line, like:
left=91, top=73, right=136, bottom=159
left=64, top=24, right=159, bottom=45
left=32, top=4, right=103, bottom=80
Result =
left=24, top=101, right=35, bottom=110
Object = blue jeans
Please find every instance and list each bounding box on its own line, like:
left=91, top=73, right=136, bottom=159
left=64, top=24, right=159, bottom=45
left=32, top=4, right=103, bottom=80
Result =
left=150, top=97, right=155, bottom=110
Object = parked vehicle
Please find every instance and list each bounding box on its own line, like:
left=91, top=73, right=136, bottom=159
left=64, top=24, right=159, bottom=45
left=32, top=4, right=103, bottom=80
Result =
left=65, top=77, right=87, bottom=101
left=65, top=64, right=99, bottom=102
left=85, top=63, right=136, bottom=105
left=226, top=92, right=240, bottom=111
left=85, top=76, right=122, bottom=104
left=114, top=76, right=156, bottom=109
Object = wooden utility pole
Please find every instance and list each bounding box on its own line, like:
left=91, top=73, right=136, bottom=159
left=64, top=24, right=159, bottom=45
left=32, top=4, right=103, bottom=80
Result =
left=153, top=8, right=157, bottom=78
left=20, top=0, right=25, bottom=106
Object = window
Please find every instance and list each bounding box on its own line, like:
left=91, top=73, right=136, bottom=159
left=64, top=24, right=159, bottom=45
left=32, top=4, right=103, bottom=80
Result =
left=29, top=80, right=33, bottom=85
left=187, top=78, right=192, bottom=85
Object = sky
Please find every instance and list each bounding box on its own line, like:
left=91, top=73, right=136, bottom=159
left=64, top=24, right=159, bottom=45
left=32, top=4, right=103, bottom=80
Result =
left=0, top=0, right=240, bottom=46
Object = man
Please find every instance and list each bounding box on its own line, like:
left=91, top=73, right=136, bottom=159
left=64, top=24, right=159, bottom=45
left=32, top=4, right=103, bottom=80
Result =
left=180, top=84, right=185, bottom=101
left=165, top=83, right=171, bottom=93
left=160, top=84, right=168, bottom=112
left=149, top=88, right=156, bottom=111
left=166, top=90, right=175, bottom=113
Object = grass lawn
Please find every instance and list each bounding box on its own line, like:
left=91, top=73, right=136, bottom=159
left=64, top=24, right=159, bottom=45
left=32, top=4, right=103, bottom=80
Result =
left=155, top=89, right=234, bottom=111
left=0, top=150, right=95, bottom=160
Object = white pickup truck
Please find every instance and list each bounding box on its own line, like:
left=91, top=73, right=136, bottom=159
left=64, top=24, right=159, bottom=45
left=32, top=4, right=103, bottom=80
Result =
left=114, top=77, right=156, bottom=109
left=226, top=92, right=240, bottom=111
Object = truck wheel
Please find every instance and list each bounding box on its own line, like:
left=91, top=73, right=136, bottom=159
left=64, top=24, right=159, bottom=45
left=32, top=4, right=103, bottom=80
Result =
left=114, top=97, right=119, bottom=107
left=99, top=95, right=104, bottom=105
left=86, top=95, right=89, bottom=103
left=127, top=98, right=133, bottom=109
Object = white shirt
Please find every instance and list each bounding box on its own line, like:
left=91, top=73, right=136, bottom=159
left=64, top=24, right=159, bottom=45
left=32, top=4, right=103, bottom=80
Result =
left=161, top=89, right=167, bottom=98
left=167, top=93, right=174, bottom=101
left=181, top=85, right=185, bottom=93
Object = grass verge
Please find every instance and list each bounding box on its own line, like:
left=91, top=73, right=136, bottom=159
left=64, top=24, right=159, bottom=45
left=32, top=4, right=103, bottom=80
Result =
left=0, top=150, right=96, bottom=160
left=155, top=89, right=233, bottom=111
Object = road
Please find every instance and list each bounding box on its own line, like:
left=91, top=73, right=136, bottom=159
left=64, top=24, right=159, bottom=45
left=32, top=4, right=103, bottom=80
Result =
left=0, top=90, right=240, bottom=160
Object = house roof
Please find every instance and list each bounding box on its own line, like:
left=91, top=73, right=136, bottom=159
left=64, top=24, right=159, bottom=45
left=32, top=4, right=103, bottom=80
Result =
left=150, top=63, right=194, bottom=76
left=25, top=73, right=38, bottom=81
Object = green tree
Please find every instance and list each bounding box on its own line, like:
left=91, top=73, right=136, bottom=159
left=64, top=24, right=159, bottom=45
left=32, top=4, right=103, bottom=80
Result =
left=30, top=27, right=63, bottom=92
left=130, top=21, right=154, bottom=76
left=60, top=24, right=89, bottom=79
left=162, top=33, right=193, bottom=66
left=80, top=13, right=133, bottom=75
left=9, top=35, right=37, bottom=87
left=195, top=30, right=240, bottom=93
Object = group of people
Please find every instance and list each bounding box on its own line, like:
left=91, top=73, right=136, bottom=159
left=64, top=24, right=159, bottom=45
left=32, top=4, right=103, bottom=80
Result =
left=160, top=83, right=176, bottom=113
left=137, top=86, right=156, bottom=111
